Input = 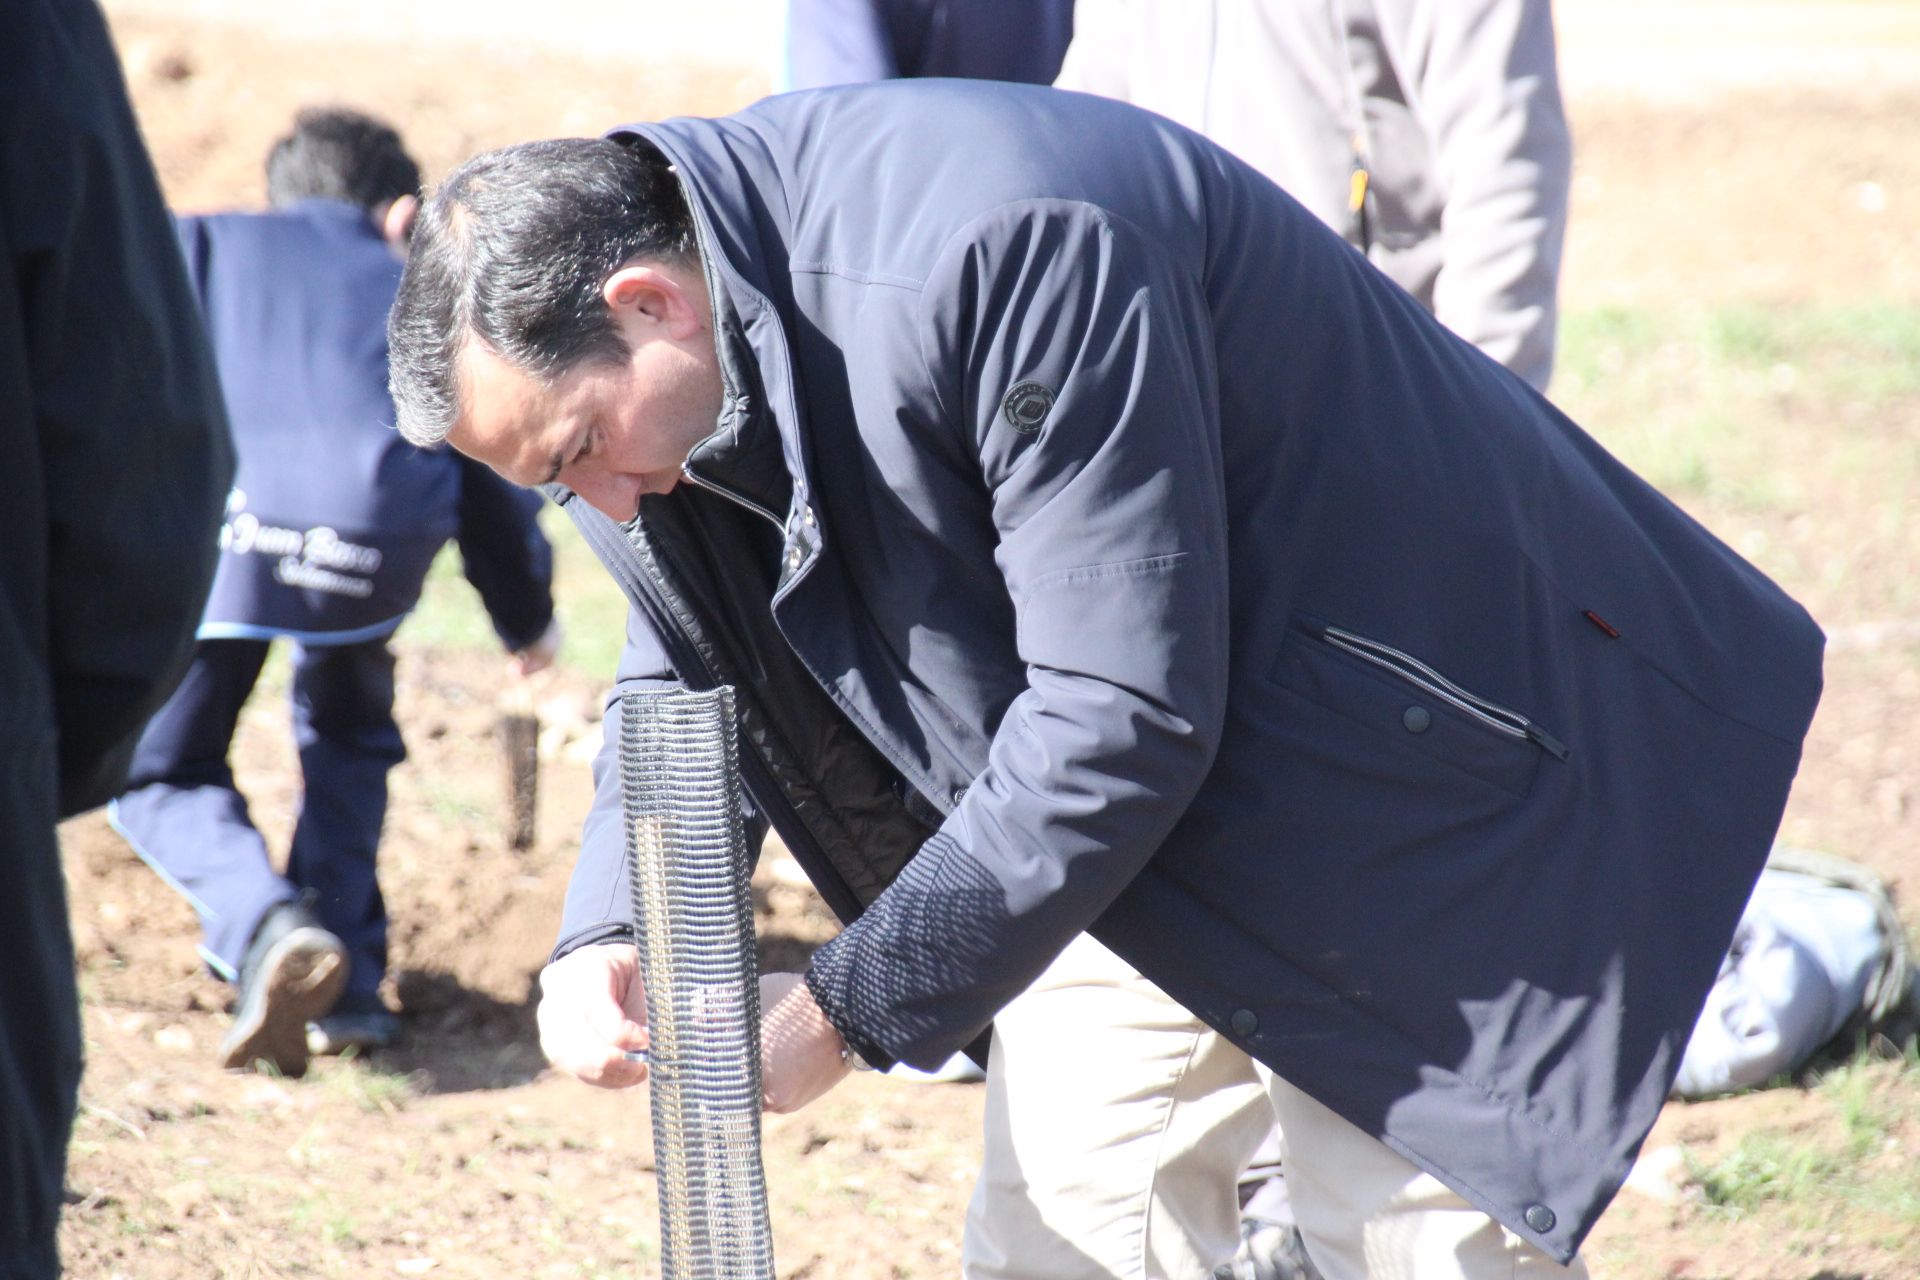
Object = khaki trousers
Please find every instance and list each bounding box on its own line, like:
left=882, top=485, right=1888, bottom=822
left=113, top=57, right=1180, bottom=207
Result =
left=962, top=934, right=1589, bottom=1280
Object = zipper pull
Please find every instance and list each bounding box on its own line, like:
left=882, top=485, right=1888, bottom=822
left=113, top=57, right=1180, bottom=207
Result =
left=1526, top=723, right=1570, bottom=762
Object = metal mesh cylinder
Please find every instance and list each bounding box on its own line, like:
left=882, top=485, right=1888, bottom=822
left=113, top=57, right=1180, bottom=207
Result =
left=620, top=687, right=774, bottom=1280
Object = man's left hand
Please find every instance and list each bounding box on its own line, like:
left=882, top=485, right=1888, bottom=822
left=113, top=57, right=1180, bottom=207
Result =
left=758, top=972, right=853, bottom=1113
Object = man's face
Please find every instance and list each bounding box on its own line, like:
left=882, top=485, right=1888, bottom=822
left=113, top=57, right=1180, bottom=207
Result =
left=448, top=262, right=725, bottom=522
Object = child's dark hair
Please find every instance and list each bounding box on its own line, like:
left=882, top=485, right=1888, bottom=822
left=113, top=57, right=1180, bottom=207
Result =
left=265, top=106, right=421, bottom=210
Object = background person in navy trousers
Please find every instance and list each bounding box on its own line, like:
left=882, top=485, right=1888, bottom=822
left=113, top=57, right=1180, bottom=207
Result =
left=112, top=108, right=559, bottom=1079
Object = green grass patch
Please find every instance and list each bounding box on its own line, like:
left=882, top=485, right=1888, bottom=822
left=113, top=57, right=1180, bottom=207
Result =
left=1703, top=304, right=1920, bottom=402
left=290, top=1191, right=364, bottom=1249
left=1686, top=1132, right=1842, bottom=1212
left=400, top=504, right=628, bottom=679
left=419, top=773, right=499, bottom=835
left=1684, top=1054, right=1920, bottom=1227
left=1557, top=302, right=1920, bottom=508
left=1561, top=301, right=1920, bottom=411
left=318, top=1060, right=427, bottom=1115
left=1554, top=300, right=1920, bottom=610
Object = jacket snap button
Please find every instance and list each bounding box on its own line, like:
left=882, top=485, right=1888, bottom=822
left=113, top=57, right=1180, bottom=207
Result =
left=788, top=546, right=803, bottom=569
left=802, top=506, right=816, bottom=527
left=1402, top=706, right=1432, bottom=733
left=1524, top=1204, right=1555, bottom=1233
left=1230, top=1008, right=1259, bottom=1037
left=951, top=787, right=968, bottom=807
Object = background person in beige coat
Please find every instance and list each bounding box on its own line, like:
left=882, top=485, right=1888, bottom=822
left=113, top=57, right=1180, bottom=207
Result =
left=1056, top=0, right=1572, bottom=391
left=1057, top=5, right=1572, bottom=1271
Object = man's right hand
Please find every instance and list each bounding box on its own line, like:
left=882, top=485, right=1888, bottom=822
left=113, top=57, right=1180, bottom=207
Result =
left=536, top=941, right=650, bottom=1088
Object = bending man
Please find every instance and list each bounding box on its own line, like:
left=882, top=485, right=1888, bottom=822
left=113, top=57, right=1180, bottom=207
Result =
left=387, top=83, right=1822, bottom=1278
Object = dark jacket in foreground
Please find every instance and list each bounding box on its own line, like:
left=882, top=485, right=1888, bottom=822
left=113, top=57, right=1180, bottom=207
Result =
left=179, top=202, right=554, bottom=650
left=1, top=0, right=233, bottom=1268
left=551, top=83, right=1824, bottom=1260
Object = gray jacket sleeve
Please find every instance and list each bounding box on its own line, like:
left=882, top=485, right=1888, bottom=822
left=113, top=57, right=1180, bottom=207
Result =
left=1055, top=0, right=1571, bottom=390
left=1382, top=0, right=1571, bottom=390
left=1052, top=0, right=1134, bottom=98
left=548, top=602, right=681, bottom=961
left=806, top=201, right=1231, bottom=1068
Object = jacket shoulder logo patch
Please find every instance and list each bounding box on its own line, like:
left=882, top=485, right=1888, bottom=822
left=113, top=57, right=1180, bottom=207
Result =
left=1002, top=381, right=1055, bottom=434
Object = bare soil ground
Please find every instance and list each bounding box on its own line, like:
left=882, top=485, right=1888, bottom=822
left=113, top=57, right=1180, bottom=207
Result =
left=52, top=4, right=1920, bottom=1277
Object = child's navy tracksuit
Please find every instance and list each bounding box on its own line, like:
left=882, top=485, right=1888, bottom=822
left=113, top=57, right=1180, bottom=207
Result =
left=112, top=200, right=555, bottom=1004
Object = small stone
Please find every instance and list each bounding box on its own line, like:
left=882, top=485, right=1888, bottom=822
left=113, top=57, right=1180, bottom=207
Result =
left=151, top=50, right=194, bottom=82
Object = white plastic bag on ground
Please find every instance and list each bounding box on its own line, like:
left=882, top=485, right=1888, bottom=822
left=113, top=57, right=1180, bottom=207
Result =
left=1673, top=846, right=1914, bottom=1099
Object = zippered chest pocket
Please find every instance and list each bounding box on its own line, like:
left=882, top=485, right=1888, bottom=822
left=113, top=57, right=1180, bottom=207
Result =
left=1269, top=616, right=1568, bottom=799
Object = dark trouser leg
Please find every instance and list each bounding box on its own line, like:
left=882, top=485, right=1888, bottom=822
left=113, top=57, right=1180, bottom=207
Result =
left=111, top=640, right=292, bottom=981
left=286, top=639, right=404, bottom=1005
left=1, top=744, right=80, bottom=1279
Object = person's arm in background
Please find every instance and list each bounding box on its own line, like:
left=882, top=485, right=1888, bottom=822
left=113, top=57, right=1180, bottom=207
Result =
left=1052, top=0, right=1137, bottom=98
left=452, top=455, right=560, bottom=672
left=7, top=0, right=235, bottom=818
left=778, top=0, right=896, bottom=91
left=1397, top=0, right=1571, bottom=391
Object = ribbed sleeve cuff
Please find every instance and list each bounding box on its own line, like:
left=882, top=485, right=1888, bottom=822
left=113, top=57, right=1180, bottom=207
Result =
left=546, top=922, right=635, bottom=968
left=805, top=941, right=898, bottom=1073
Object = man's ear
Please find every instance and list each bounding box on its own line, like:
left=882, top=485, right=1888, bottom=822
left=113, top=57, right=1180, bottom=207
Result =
left=381, top=194, right=419, bottom=254
left=602, top=263, right=705, bottom=340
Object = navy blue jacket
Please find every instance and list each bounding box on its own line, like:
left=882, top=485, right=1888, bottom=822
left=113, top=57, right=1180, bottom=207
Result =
left=782, top=0, right=1072, bottom=89
left=552, top=83, right=1823, bottom=1259
left=2, top=0, right=232, bottom=1266
left=180, top=201, right=553, bottom=649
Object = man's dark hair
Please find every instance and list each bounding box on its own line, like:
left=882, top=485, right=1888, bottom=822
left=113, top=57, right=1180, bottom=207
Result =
left=265, top=106, right=421, bottom=210
left=387, top=137, right=697, bottom=447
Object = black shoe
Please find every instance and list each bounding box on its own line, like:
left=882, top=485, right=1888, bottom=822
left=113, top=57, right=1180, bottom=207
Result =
left=219, top=902, right=349, bottom=1077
